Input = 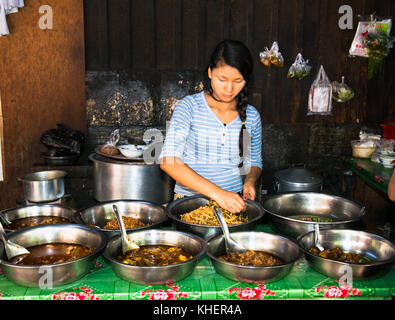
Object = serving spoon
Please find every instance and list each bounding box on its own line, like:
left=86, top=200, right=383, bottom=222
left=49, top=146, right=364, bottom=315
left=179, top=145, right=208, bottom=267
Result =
left=112, top=204, right=140, bottom=254
left=213, top=206, right=246, bottom=255
left=0, top=221, right=30, bottom=262
left=314, top=223, right=325, bottom=252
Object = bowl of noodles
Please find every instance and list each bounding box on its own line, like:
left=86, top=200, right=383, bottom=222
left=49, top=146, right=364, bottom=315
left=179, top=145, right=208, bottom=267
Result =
left=166, top=195, right=265, bottom=239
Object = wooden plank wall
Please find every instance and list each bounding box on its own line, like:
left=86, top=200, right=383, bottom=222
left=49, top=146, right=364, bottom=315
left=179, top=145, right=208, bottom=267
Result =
left=84, top=0, right=395, bottom=124
left=0, top=0, right=86, bottom=208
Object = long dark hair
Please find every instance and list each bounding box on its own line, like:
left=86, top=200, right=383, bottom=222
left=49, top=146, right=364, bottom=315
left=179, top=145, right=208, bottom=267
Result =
left=203, top=40, right=253, bottom=164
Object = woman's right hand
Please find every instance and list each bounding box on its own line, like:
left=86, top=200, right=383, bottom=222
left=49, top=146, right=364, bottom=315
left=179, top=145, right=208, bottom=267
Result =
left=211, top=189, right=246, bottom=213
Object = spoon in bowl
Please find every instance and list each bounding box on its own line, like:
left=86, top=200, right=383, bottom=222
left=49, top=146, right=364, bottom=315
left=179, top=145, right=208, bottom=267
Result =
left=213, top=206, right=246, bottom=255
left=112, top=204, right=140, bottom=254
left=314, top=223, right=325, bottom=252
left=0, top=221, right=30, bottom=262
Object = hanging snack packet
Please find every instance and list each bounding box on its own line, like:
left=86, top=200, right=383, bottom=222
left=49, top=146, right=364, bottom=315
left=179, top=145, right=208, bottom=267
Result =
left=331, top=76, right=354, bottom=103
left=100, top=129, right=120, bottom=155
left=287, top=53, right=312, bottom=80
left=259, top=41, right=284, bottom=67
left=307, top=65, right=332, bottom=115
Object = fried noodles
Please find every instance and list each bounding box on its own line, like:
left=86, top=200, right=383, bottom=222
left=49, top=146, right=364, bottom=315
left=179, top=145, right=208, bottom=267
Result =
left=180, top=200, right=248, bottom=226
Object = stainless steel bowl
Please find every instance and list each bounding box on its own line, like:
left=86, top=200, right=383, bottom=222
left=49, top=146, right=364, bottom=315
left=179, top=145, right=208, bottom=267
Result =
left=103, top=229, right=206, bottom=285
left=0, top=224, right=107, bottom=287
left=166, top=195, right=265, bottom=239
left=298, top=229, right=395, bottom=281
left=206, top=231, right=301, bottom=283
left=0, top=205, right=75, bottom=232
left=261, top=192, right=365, bottom=238
left=73, top=200, right=168, bottom=239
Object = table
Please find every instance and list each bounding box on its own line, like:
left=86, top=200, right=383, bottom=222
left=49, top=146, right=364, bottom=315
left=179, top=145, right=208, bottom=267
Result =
left=343, top=156, right=394, bottom=195
left=0, top=225, right=393, bottom=300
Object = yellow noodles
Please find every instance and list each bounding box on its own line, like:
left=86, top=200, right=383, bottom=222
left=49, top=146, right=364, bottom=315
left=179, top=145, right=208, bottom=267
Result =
left=180, top=200, right=248, bottom=226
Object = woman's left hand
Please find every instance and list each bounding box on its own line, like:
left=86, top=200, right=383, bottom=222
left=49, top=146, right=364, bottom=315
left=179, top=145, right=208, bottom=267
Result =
left=242, top=182, right=256, bottom=200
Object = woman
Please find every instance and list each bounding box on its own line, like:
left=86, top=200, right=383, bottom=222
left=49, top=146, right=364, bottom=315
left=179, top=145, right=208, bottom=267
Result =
left=159, top=40, right=262, bottom=213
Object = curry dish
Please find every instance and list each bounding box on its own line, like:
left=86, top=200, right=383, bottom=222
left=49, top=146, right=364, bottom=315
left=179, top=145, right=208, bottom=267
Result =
left=103, top=216, right=146, bottom=230
left=218, top=250, right=284, bottom=266
left=180, top=200, right=248, bottom=226
left=116, top=245, right=193, bottom=266
left=10, top=243, right=92, bottom=265
left=309, top=247, right=372, bottom=264
left=7, top=216, right=71, bottom=230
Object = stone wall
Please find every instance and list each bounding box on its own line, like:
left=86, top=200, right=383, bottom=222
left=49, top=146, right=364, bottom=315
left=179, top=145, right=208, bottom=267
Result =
left=85, top=71, right=379, bottom=199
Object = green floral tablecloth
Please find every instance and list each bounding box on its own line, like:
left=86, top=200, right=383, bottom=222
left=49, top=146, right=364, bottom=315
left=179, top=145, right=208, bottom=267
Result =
left=343, top=156, right=394, bottom=194
left=0, top=225, right=393, bottom=300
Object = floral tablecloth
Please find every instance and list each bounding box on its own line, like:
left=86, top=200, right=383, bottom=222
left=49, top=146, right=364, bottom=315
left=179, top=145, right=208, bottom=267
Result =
left=343, top=156, right=394, bottom=194
left=0, top=225, right=393, bottom=300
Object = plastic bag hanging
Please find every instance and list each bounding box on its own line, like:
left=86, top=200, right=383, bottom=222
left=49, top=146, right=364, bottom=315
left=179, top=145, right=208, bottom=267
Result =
left=331, top=76, right=354, bottom=103
left=99, top=129, right=120, bottom=155
left=307, top=65, right=332, bottom=115
left=259, top=41, right=284, bottom=67
left=287, top=53, right=311, bottom=80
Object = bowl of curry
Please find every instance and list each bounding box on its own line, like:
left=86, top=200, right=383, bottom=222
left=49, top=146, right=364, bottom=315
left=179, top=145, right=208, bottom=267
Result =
left=298, top=229, right=395, bottom=281
left=0, top=224, right=106, bottom=287
left=0, top=205, right=75, bottom=232
left=166, top=195, right=265, bottom=239
left=206, top=231, right=301, bottom=283
left=74, top=200, right=168, bottom=239
left=103, top=229, right=206, bottom=285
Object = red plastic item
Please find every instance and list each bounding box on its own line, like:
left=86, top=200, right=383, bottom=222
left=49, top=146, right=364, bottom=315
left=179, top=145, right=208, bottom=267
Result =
left=380, top=118, right=395, bottom=140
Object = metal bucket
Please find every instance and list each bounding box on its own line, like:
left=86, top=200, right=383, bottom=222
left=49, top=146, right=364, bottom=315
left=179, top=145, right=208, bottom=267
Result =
left=89, top=154, right=174, bottom=204
left=18, top=170, right=67, bottom=203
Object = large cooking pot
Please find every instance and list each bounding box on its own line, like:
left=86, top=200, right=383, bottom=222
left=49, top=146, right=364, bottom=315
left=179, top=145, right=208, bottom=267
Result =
left=18, top=170, right=67, bottom=202
left=274, top=166, right=323, bottom=193
left=89, top=154, right=174, bottom=204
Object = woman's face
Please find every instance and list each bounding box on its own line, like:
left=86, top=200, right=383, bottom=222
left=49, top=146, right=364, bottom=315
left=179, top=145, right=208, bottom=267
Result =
left=208, top=63, right=246, bottom=103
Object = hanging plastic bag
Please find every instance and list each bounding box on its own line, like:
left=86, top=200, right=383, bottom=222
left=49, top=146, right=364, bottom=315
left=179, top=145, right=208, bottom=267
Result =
left=307, top=65, right=332, bottom=115
left=99, top=129, right=120, bottom=155
left=331, top=76, right=354, bottom=103
left=259, top=41, right=284, bottom=67
left=349, top=16, right=392, bottom=58
left=287, top=53, right=311, bottom=80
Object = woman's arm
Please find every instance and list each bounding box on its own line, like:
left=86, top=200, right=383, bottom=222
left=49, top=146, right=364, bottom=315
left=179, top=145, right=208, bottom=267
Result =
left=160, top=156, right=246, bottom=213
left=242, top=166, right=262, bottom=200
left=388, top=170, right=395, bottom=201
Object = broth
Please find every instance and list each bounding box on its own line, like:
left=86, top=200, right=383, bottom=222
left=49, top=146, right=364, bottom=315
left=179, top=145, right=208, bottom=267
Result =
left=10, top=243, right=92, bottom=265
left=7, top=216, right=71, bottom=230
left=116, top=245, right=194, bottom=266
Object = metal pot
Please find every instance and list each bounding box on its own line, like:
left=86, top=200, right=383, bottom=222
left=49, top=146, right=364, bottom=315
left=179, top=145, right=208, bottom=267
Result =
left=89, top=154, right=174, bottom=204
left=274, top=166, right=323, bottom=193
left=18, top=170, right=68, bottom=203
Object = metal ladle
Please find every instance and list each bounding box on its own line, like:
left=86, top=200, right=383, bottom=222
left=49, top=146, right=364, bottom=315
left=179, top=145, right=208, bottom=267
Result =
left=314, top=223, right=325, bottom=252
left=0, top=221, right=30, bottom=262
left=112, top=204, right=140, bottom=254
left=213, top=206, right=246, bottom=255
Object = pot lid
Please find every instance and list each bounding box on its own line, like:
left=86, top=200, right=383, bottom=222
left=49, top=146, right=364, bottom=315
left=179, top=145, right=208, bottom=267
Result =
left=274, top=167, right=323, bottom=186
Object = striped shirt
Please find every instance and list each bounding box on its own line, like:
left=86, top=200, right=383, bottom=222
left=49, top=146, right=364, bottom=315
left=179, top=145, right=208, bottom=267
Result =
left=159, top=91, right=262, bottom=196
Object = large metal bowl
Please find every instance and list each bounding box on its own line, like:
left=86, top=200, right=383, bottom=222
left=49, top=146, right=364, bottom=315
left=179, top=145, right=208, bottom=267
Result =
left=261, top=192, right=365, bottom=238
left=0, top=224, right=107, bottom=287
left=103, top=229, right=206, bottom=285
left=298, top=229, right=395, bottom=281
left=73, top=200, right=168, bottom=239
left=0, top=205, right=75, bottom=233
left=166, top=195, right=265, bottom=239
left=206, top=231, right=301, bottom=283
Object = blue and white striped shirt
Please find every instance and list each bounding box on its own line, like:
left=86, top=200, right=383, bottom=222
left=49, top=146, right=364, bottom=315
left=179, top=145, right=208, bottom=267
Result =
left=159, top=91, right=262, bottom=196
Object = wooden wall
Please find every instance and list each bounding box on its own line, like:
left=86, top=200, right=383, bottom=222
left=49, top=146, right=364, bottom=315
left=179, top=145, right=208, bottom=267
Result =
left=84, top=0, right=395, bottom=124
left=0, top=0, right=86, bottom=209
